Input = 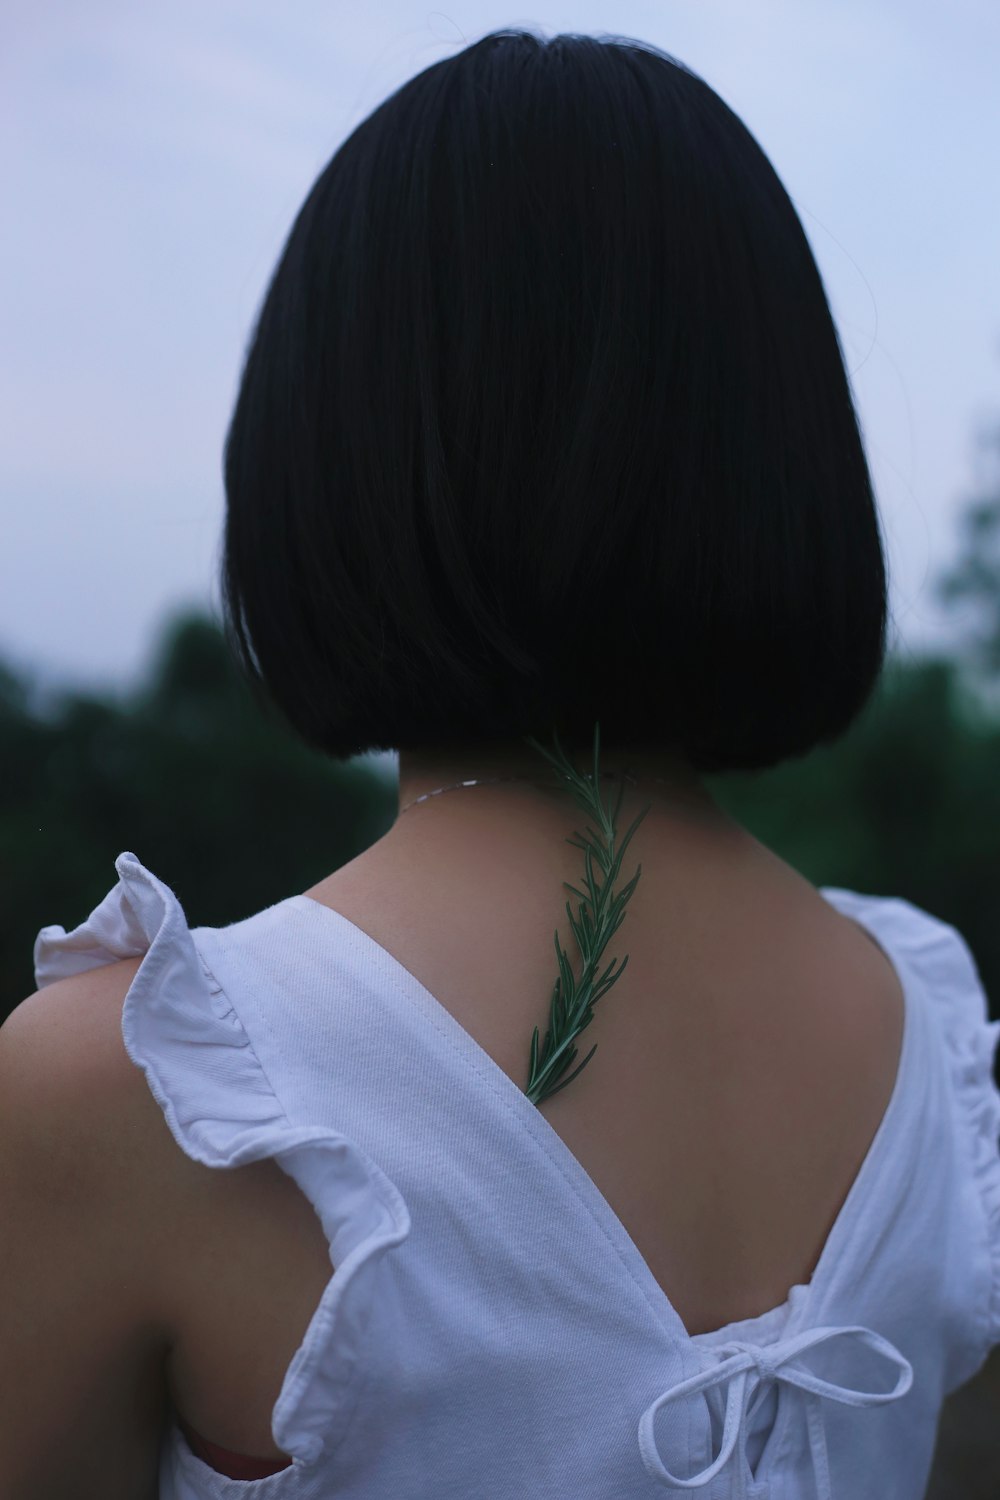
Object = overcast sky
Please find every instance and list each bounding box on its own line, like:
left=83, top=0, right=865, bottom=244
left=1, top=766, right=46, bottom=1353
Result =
left=2, top=0, right=998, bottom=700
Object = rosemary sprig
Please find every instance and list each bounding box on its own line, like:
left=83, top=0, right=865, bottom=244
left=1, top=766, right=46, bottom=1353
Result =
left=521, top=721, right=651, bottom=1106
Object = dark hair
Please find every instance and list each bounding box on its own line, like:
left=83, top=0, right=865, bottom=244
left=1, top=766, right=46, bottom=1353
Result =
left=220, top=27, right=888, bottom=775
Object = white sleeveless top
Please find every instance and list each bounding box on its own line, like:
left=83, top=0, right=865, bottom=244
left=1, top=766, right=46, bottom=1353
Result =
left=33, top=852, right=1000, bottom=1500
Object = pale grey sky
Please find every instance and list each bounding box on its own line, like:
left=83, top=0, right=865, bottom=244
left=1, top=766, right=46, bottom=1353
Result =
left=2, top=0, right=998, bottom=698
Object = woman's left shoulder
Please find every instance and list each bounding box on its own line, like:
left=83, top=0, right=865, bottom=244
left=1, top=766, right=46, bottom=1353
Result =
left=3, top=956, right=145, bottom=1119
left=0, top=961, right=175, bottom=1497
left=1, top=953, right=225, bottom=1264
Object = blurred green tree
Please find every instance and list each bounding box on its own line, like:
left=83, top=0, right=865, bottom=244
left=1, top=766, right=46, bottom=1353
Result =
left=933, top=414, right=1000, bottom=683
left=0, top=611, right=395, bottom=1015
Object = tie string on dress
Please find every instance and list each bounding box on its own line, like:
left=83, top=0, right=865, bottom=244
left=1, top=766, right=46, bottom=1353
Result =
left=637, top=1323, right=913, bottom=1498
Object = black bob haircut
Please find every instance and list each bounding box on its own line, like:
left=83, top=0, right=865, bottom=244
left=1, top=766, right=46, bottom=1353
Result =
left=221, top=27, right=889, bottom=776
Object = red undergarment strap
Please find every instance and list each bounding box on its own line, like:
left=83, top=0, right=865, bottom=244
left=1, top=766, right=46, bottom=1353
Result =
left=176, top=1411, right=294, bottom=1479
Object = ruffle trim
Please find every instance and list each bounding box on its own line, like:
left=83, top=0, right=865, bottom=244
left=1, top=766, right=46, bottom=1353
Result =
left=33, top=851, right=412, bottom=1468
left=917, top=908, right=1000, bottom=1356
left=851, top=891, right=1000, bottom=1357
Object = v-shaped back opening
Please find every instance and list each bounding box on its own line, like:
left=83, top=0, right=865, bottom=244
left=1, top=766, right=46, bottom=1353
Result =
left=288, top=888, right=917, bottom=1346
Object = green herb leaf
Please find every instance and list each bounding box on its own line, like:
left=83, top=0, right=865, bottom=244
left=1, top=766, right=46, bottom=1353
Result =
left=522, top=721, right=650, bottom=1106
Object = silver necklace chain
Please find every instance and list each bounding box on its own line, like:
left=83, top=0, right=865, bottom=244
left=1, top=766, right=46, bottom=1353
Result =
left=398, top=767, right=674, bottom=815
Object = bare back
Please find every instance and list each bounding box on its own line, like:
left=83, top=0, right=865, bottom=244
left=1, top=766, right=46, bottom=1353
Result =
left=163, top=819, right=905, bottom=1459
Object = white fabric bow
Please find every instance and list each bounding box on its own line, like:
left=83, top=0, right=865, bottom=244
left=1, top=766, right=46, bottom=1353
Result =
left=638, top=1324, right=913, bottom=1498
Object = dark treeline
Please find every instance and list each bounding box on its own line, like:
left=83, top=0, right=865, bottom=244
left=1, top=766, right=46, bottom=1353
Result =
left=2, top=603, right=998, bottom=1032
left=0, top=614, right=396, bottom=1018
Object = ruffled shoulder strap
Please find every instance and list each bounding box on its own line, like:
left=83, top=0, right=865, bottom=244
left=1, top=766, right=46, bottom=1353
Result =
left=904, top=899, right=1000, bottom=1353
left=827, top=886, right=1000, bottom=1355
left=32, top=851, right=411, bottom=1467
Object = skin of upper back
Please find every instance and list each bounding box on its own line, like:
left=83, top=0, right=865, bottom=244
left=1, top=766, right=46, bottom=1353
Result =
left=0, top=814, right=906, bottom=1491
left=304, top=811, right=906, bottom=1337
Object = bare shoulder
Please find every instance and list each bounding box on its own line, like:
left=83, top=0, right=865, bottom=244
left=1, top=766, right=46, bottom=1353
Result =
left=0, top=957, right=286, bottom=1234
left=2, top=957, right=145, bottom=1102
left=0, top=959, right=159, bottom=1188
left=1, top=955, right=333, bottom=1473
left=826, top=903, right=907, bottom=1059
left=0, top=959, right=178, bottom=1496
